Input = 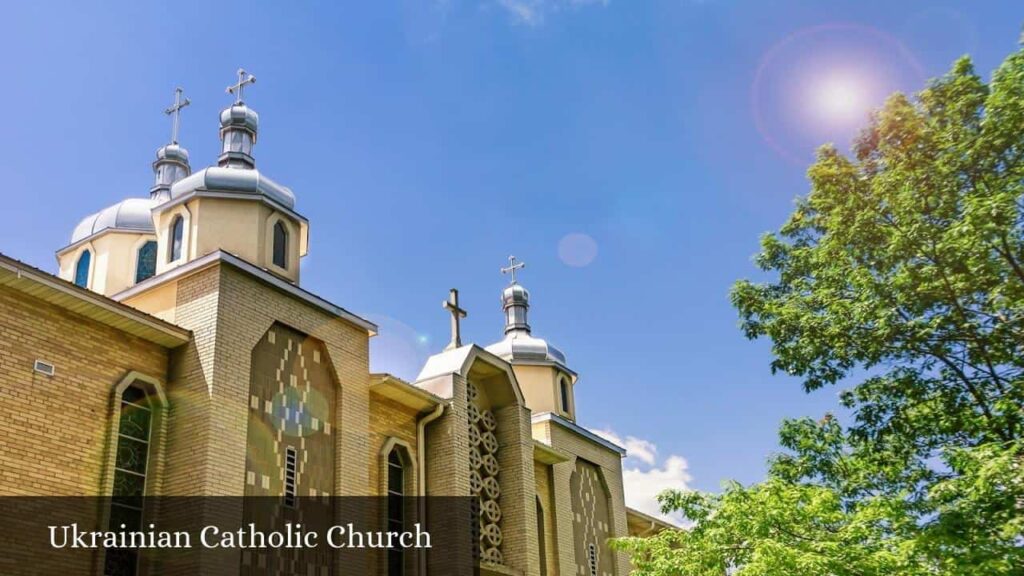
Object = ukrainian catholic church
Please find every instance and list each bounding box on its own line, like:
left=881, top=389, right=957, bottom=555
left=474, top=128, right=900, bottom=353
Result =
left=0, top=73, right=665, bottom=576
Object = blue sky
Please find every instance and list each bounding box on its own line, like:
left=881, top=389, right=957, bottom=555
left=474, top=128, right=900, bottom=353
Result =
left=1, top=1, right=1021, bottom=517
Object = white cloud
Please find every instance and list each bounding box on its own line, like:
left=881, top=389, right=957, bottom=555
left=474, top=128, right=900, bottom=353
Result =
left=495, top=0, right=609, bottom=27
left=590, top=428, right=692, bottom=524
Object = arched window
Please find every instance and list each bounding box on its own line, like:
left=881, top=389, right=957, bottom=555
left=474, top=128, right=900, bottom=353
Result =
left=560, top=378, right=571, bottom=414
left=536, top=497, right=547, bottom=576
left=105, top=384, right=155, bottom=576
left=74, top=250, right=91, bottom=288
left=387, top=447, right=406, bottom=576
left=135, top=241, right=157, bottom=284
left=168, top=215, right=184, bottom=262
left=272, top=220, right=288, bottom=269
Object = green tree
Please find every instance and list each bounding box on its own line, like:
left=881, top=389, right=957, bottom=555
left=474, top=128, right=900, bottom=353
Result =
left=614, top=41, right=1024, bottom=575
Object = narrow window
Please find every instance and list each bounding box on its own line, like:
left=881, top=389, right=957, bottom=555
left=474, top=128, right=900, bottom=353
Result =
left=169, top=215, right=184, bottom=262
left=588, top=543, right=598, bottom=576
left=560, top=378, right=570, bottom=414
left=536, top=497, right=547, bottom=576
left=387, top=448, right=405, bottom=576
left=272, top=220, right=288, bottom=269
left=135, top=241, right=157, bottom=284
left=74, top=250, right=91, bottom=288
left=284, top=446, right=297, bottom=508
left=105, top=384, right=154, bottom=576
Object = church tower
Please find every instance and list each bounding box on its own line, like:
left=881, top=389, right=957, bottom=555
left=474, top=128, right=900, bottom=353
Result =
left=56, top=88, right=194, bottom=295
left=485, top=256, right=578, bottom=421
left=151, top=70, right=308, bottom=282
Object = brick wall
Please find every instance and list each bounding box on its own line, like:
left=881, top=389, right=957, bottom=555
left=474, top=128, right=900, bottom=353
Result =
left=0, top=284, right=170, bottom=495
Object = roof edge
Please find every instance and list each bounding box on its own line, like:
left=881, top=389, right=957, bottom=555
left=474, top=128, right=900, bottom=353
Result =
left=0, top=252, right=191, bottom=347
left=531, top=411, right=627, bottom=455
left=111, top=250, right=377, bottom=335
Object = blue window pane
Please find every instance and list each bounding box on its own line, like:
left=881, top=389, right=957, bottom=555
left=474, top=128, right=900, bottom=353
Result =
left=74, top=251, right=91, bottom=288
left=135, top=241, right=157, bottom=283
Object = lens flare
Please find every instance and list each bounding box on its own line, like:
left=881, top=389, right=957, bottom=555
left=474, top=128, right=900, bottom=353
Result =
left=813, top=73, right=867, bottom=124
left=751, top=23, right=925, bottom=164
left=558, top=233, right=598, bottom=268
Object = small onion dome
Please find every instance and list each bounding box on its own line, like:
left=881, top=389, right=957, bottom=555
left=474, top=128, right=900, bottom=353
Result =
left=70, top=197, right=157, bottom=244
left=155, top=143, right=190, bottom=164
left=502, top=283, right=529, bottom=307
left=151, top=143, right=192, bottom=200
left=220, top=103, right=259, bottom=135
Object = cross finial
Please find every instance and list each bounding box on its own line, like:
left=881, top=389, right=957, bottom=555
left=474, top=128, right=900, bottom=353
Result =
left=226, top=68, right=256, bottom=105
left=442, top=288, right=468, bottom=350
left=501, top=255, right=525, bottom=285
left=164, top=87, right=190, bottom=145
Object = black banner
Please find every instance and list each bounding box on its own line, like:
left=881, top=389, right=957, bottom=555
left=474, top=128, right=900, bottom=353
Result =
left=0, top=497, right=479, bottom=576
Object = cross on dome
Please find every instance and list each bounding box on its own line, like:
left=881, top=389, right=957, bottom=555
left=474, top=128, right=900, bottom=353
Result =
left=227, top=68, right=256, bottom=104
left=164, top=87, right=190, bottom=145
left=501, top=255, right=525, bottom=285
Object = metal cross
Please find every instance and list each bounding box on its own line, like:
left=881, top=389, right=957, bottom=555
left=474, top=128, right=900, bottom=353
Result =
left=226, top=68, right=256, bottom=104
left=164, top=87, right=191, bottom=145
left=442, top=288, right=468, bottom=350
left=501, top=255, right=525, bottom=285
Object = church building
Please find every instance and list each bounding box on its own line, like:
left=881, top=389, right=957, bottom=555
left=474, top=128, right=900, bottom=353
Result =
left=0, top=71, right=668, bottom=576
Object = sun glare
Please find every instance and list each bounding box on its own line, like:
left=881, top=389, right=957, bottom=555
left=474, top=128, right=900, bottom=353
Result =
left=814, top=73, right=868, bottom=124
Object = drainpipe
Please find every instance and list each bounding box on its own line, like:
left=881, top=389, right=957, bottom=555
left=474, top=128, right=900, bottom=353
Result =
left=416, top=401, right=446, bottom=576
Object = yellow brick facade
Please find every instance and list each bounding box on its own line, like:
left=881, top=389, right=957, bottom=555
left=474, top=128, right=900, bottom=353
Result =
left=0, top=250, right=647, bottom=576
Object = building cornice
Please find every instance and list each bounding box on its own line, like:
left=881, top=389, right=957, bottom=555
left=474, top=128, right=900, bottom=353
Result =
left=0, top=252, right=191, bottom=348
left=531, top=411, right=627, bottom=456
left=371, top=373, right=443, bottom=412
left=111, top=250, right=377, bottom=335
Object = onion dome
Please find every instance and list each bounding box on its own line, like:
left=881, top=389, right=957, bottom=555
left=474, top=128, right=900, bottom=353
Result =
left=151, top=88, right=192, bottom=202
left=219, top=69, right=259, bottom=169
left=70, top=197, right=157, bottom=244
left=151, top=143, right=191, bottom=202
left=501, top=283, right=531, bottom=333
left=485, top=257, right=568, bottom=367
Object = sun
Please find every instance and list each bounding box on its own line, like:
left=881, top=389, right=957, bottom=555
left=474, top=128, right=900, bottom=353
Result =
left=813, top=73, right=868, bottom=124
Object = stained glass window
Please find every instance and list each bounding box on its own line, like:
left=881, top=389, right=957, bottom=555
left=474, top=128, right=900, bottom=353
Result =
left=169, top=216, right=184, bottom=262
left=134, top=241, right=157, bottom=284
left=74, top=250, right=91, bottom=288
left=272, top=221, right=288, bottom=269
left=106, top=384, right=154, bottom=576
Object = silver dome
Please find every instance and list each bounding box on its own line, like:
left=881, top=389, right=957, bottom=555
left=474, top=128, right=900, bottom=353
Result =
left=155, top=143, right=190, bottom=163
left=220, top=104, right=259, bottom=133
left=169, top=166, right=296, bottom=208
left=502, top=283, right=529, bottom=305
left=70, top=197, right=157, bottom=244
left=486, top=332, right=567, bottom=366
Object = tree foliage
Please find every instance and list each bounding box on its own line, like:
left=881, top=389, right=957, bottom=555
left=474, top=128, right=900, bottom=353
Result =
left=614, top=41, right=1024, bottom=575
